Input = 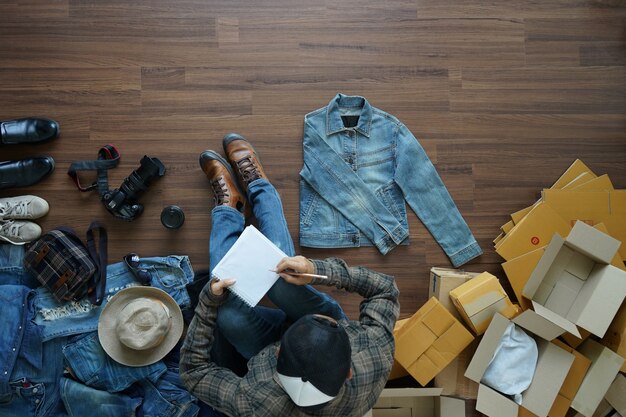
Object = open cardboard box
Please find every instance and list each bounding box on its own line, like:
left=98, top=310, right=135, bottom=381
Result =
left=522, top=221, right=626, bottom=338
left=362, top=388, right=465, bottom=417
left=465, top=313, right=575, bottom=417
left=428, top=267, right=479, bottom=322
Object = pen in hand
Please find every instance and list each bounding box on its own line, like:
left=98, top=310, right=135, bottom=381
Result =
left=270, top=269, right=329, bottom=280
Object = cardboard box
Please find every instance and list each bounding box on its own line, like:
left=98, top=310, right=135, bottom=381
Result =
left=605, top=374, right=626, bottom=417
left=551, top=159, right=596, bottom=190
left=502, top=220, right=515, bottom=234
left=570, top=174, right=614, bottom=192
left=522, top=221, right=626, bottom=338
left=542, top=190, right=626, bottom=259
left=427, top=268, right=480, bottom=399
left=571, top=339, right=625, bottom=417
left=388, top=318, right=410, bottom=380
left=394, top=297, right=474, bottom=386
left=548, top=340, right=592, bottom=417
left=362, top=388, right=465, bottom=417
left=560, top=329, right=591, bottom=349
left=496, top=202, right=572, bottom=261
left=433, top=340, right=479, bottom=399
left=428, top=267, right=479, bottom=322
left=502, top=247, right=545, bottom=311
left=602, top=301, right=626, bottom=373
left=465, top=313, right=575, bottom=417
left=449, top=272, right=521, bottom=335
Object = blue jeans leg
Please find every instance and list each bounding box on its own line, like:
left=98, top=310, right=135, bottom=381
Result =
left=248, top=179, right=346, bottom=322
left=210, top=204, right=286, bottom=360
left=210, top=179, right=345, bottom=361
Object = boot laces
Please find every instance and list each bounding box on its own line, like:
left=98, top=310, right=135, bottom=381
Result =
left=236, top=156, right=261, bottom=184
left=0, top=220, right=22, bottom=237
left=210, top=177, right=230, bottom=205
left=0, top=200, right=29, bottom=218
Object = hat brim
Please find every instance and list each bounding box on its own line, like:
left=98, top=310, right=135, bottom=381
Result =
left=277, top=373, right=335, bottom=407
left=98, top=286, right=184, bottom=367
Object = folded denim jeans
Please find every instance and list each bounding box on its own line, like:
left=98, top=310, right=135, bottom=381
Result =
left=62, top=331, right=166, bottom=393
left=34, top=255, right=194, bottom=341
left=60, top=377, right=141, bottom=417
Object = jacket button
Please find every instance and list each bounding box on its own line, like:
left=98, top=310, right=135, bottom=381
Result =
left=351, top=236, right=358, bottom=243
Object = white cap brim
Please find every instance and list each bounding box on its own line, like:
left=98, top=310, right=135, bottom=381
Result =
left=277, top=373, right=335, bottom=407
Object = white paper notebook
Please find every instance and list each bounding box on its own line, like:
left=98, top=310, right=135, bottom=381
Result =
left=211, top=225, right=287, bottom=307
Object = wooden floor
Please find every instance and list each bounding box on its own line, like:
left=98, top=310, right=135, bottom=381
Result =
left=1, top=0, right=626, bottom=413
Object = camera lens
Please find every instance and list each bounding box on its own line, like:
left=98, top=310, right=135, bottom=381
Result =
left=161, top=205, right=185, bottom=229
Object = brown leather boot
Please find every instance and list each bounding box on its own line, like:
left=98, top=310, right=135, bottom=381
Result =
left=223, top=133, right=268, bottom=193
left=199, top=150, right=247, bottom=213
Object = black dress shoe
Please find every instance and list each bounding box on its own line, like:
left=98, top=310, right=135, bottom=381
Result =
left=0, top=157, right=55, bottom=189
left=0, top=118, right=60, bottom=145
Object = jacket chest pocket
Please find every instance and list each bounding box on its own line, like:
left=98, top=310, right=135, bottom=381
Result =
left=354, top=145, right=394, bottom=169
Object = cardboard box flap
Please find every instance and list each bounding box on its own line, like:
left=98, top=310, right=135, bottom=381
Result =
left=465, top=314, right=510, bottom=382
left=521, top=340, right=575, bottom=417
left=512, top=309, right=566, bottom=341
left=475, top=384, right=519, bottom=417
left=377, top=388, right=444, bottom=398
left=436, top=397, right=465, bottom=417
left=605, top=374, right=626, bottom=416
left=572, top=339, right=626, bottom=417
left=568, top=265, right=626, bottom=338
left=523, top=234, right=566, bottom=300
left=461, top=291, right=506, bottom=317
left=565, top=221, right=621, bottom=264
left=531, top=301, right=581, bottom=338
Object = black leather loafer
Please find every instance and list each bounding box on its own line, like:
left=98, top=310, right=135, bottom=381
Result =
left=0, top=157, right=55, bottom=189
left=0, top=118, right=60, bottom=145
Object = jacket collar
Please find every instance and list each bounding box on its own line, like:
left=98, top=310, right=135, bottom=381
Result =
left=326, top=93, right=372, bottom=137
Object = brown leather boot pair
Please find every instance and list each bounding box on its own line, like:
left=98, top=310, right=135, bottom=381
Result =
left=199, top=133, right=268, bottom=213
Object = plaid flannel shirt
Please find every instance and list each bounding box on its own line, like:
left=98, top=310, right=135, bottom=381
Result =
left=180, top=257, right=399, bottom=417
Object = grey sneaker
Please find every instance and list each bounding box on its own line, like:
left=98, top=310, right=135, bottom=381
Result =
left=0, top=195, right=49, bottom=220
left=0, top=220, right=42, bottom=245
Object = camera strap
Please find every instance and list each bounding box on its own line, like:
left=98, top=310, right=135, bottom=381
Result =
left=67, top=144, right=121, bottom=195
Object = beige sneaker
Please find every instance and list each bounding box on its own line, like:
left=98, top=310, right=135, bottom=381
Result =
left=0, top=220, right=42, bottom=245
left=0, top=195, right=49, bottom=220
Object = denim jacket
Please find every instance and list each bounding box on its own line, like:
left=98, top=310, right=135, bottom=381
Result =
left=299, top=93, right=482, bottom=267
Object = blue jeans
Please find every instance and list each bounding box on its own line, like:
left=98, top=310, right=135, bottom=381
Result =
left=62, top=331, right=166, bottom=392
left=211, top=179, right=345, bottom=360
left=34, top=255, right=194, bottom=342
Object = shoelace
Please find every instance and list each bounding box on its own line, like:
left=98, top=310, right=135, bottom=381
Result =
left=236, top=156, right=261, bottom=184
left=210, top=177, right=230, bottom=205
left=0, top=200, right=30, bottom=218
left=0, top=220, right=22, bottom=237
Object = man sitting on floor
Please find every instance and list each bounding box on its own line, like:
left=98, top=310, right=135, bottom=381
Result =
left=180, top=133, right=399, bottom=416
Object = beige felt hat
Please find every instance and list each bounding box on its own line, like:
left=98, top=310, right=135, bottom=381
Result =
left=98, top=286, right=184, bottom=367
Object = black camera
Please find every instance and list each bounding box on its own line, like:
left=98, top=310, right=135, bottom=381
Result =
left=102, top=156, right=166, bottom=221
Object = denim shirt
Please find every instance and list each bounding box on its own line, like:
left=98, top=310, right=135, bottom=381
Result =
left=299, top=93, right=482, bottom=267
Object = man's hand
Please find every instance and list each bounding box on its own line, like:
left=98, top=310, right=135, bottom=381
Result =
left=210, top=278, right=236, bottom=296
left=275, top=256, right=315, bottom=285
